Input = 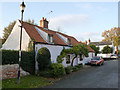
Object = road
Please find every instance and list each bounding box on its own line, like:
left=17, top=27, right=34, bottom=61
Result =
left=44, top=60, right=118, bottom=88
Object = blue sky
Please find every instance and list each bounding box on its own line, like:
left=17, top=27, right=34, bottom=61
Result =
left=0, top=2, right=118, bottom=42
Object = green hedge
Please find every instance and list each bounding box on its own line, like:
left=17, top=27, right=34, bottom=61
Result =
left=2, top=50, right=35, bottom=74
left=37, top=47, right=51, bottom=70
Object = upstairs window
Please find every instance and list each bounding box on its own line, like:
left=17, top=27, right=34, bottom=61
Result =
left=48, top=34, right=53, bottom=43
left=67, top=38, right=71, bottom=45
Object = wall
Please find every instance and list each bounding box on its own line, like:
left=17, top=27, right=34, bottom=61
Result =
left=2, top=20, right=31, bottom=51
left=35, top=44, right=71, bottom=69
left=35, top=43, right=95, bottom=69
left=1, top=64, right=29, bottom=80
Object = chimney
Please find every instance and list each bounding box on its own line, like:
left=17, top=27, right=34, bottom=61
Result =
left=88, top=38, right=91, bottom=44
left=40, top=17, right=49, bottom=28
left=85, top=40, right=87, bottom=45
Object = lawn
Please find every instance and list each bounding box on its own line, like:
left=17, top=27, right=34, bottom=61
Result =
left=2, top=75, right=53, bottom=88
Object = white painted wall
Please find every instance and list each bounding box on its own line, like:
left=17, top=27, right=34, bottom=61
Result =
left=35, top=44, right=71, bottom=69
left=2, top=20, right=31, bottom=51
left=35, top=43, right=95, bottom=69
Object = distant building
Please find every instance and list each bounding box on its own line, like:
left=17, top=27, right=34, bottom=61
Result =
left=89, top=39, right=115, bottom=53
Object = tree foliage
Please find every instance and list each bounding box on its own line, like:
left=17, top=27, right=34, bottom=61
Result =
left=57, top=44, right=89, bottom=66
left=2, top=21, right=16, bottom=44
left=102, top=27, right=120, bottom=54
left=25, top=19, right=37, bottom=25
left=89, top=44, right=99, bottom=56
left=102, top=45, right=113, bottom=54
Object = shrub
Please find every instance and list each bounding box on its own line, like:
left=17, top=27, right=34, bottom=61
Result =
left=102, top=45, right=113, bottom=54
left=50, top=63, right=65, bottom=77
left=75, top=64, right=83, bottom=69
left=37, top=47, right=51, bottom=70
left=65, top=66, right=71, bottom=74
left=72, top=67, right=79, bottom=72
left=2, top=50, right=35, bottom=74
left=37, top=70, right=52, bottom=77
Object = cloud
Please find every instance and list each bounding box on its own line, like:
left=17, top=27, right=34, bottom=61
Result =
left=49, top=14, right=90, bottom=30
left=72, top=32, right=102, bottom=42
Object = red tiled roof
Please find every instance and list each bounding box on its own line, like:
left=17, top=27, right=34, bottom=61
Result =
left=19, top=20, right=94, bottom=52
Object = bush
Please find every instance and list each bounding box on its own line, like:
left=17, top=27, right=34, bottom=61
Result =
left=2, top=50, right=35, bottom=74
left=75, top=64, right=83, bottom=69
left=102, top=45, right=113, bottom=54
left=37, top=70, right=52, bottom=77
left=72, top=67, right=79, bottom=72
left=50, top=63, right=65, bottom=77
left=37, top=47, right=51, bottom=70
left=65, top=67, right=71, bottom=74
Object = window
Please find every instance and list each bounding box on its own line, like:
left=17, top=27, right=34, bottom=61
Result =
left=67, top=38, right=71, bottom=45
left=66, top=55, right=70, bottom=64
left=48, top=34, right=53, bottom=43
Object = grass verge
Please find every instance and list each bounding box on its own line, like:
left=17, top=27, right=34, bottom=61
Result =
left=2, top=75, right=53, bottom=88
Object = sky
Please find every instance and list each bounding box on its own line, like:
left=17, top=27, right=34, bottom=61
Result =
left=0, top=1, right=118, bottom=42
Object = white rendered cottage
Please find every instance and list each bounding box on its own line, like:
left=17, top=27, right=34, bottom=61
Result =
left=2, top=17, right=95, bottom=70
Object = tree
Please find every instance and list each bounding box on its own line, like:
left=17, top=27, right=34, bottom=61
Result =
left=102, top=27, right=120, bottom=54
left=2, top=21, right=16, bottom=44
left=57, top=44, right=89, bottom=67
left=25, top=19, right=37, bottom=25
left=89, top=44, right=99, bottom=56
left=2, top=19, right=37, bottom=44
left=102, top=45, right=113, bottom=54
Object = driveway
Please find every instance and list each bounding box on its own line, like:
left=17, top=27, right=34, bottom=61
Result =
left=44, top=60, right=118, bottom=88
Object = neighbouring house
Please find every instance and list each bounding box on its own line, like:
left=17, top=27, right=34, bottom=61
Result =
left=89, top=39, right=115, bottom=54
left=2, top=17, right=95, bottom=71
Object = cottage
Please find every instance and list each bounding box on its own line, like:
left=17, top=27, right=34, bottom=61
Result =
left=2, top=17, right=95, bottom=70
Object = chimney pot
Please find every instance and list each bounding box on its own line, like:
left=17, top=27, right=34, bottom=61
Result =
left=42, top=17, right=44, bottom=20
left=40, top=17, right=48, bottom=29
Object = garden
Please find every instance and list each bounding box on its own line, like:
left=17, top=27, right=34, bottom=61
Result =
left=2, top=44, right=87, bottom=88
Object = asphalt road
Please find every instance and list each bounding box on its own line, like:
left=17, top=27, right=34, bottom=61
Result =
left=44, top=60, right=118, bottom=88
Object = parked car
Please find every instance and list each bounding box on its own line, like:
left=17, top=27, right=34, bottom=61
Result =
left=110, top=54, right=118, bottom=59
left=90, top=56, right=104, bottom=66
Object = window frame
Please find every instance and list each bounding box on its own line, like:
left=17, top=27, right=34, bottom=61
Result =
left=66, top=54, right=70, bottom=64
left=48, top=34, right=53, bottom=43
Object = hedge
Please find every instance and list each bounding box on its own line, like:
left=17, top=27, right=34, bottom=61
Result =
left=37, top=47, right=51, bottom=70
left=2, top=50, right=35, bottom=74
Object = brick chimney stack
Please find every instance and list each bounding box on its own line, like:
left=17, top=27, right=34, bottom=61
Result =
left=40, top=17, right=49, bottom=28
left=85, top=40, right=87, bottom=45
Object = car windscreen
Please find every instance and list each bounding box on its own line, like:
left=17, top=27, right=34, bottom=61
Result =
left=92, top=57, right=100, bottom=60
